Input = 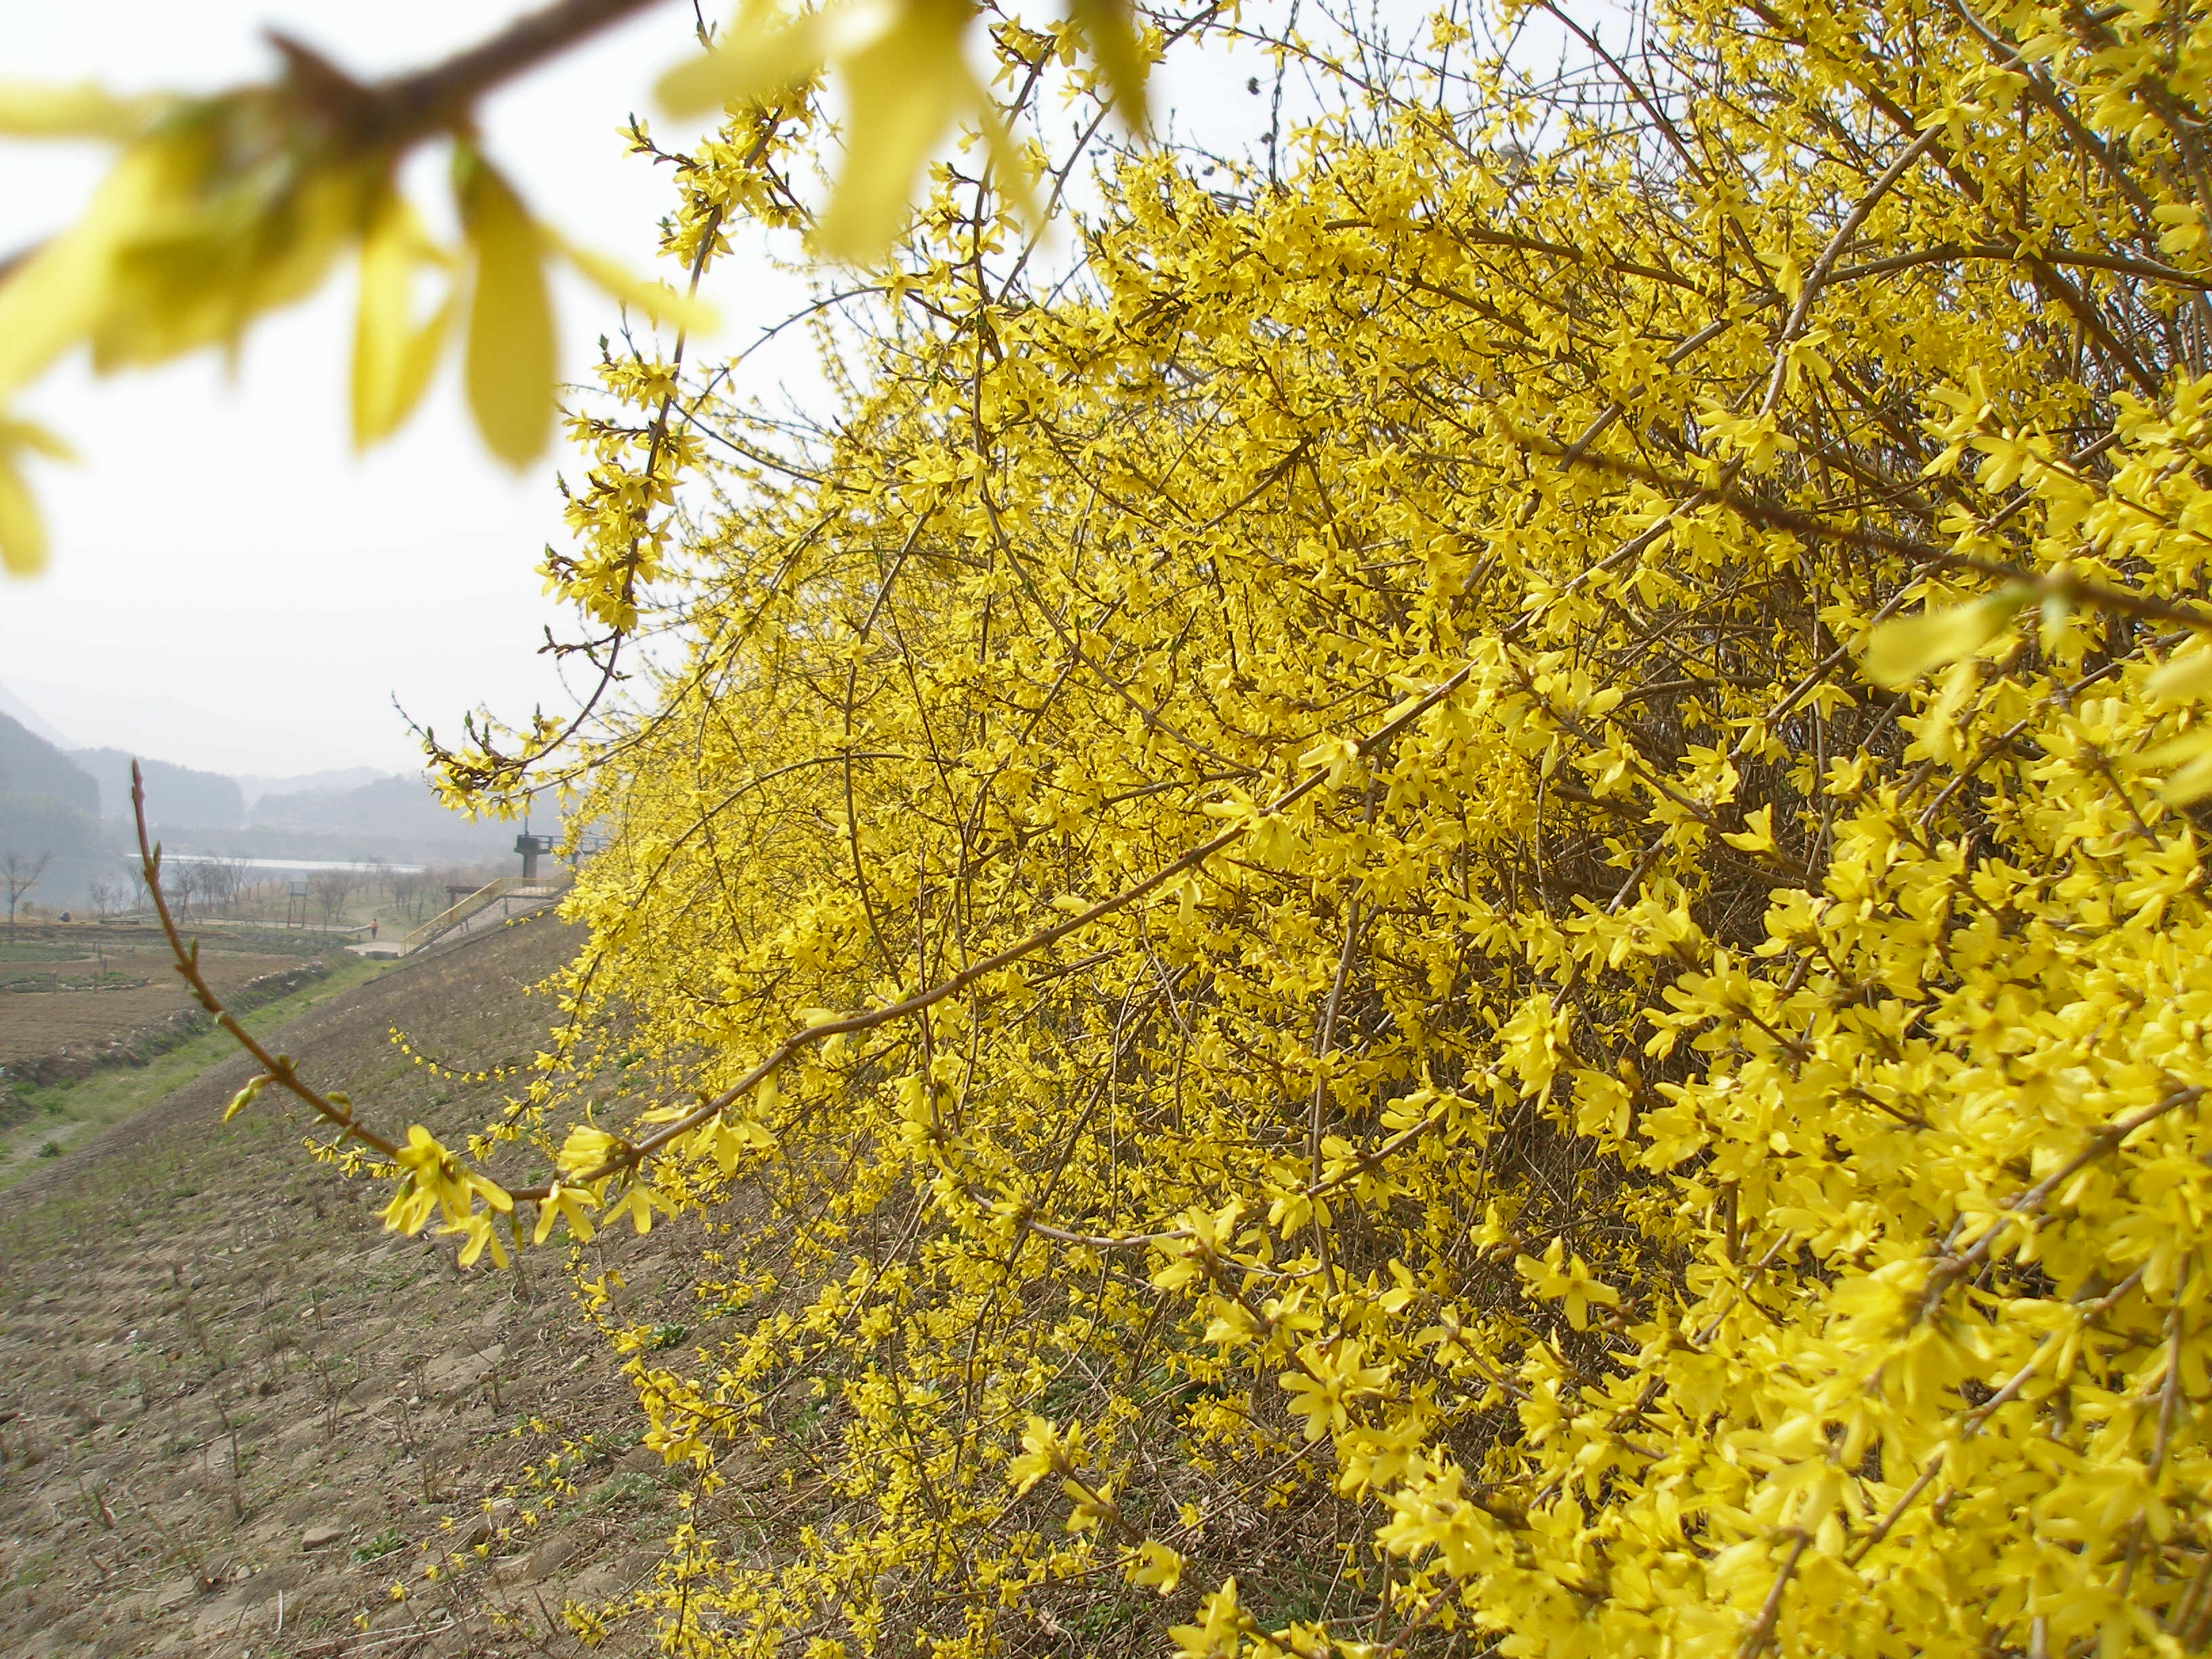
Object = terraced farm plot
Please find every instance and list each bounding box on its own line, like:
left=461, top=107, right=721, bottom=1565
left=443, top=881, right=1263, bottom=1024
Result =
left=0, top=935, right=312, bottom=1067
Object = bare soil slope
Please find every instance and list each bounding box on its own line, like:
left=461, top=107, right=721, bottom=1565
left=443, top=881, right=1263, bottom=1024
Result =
left=0, top=915, right=705, bottom=1659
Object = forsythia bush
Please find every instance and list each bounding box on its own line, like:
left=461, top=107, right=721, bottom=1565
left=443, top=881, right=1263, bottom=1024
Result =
left=388, top=0, right=2212, bottom=1653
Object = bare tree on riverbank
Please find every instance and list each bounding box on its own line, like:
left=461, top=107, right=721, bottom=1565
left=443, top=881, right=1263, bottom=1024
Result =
left=3, top=851, right=50, bottom=938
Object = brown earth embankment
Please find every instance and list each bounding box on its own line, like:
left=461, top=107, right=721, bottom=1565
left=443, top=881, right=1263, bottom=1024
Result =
left=0, top=914, right=717, bottom=1659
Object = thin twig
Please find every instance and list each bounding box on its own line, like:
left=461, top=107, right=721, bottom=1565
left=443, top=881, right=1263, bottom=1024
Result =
left=271, top=0, right=672, bottom=150
left=1520, top=437, right=2212, bottom=635
left=1738, top=1531, right=1810, bottom=1658
left=144, top=667, right=1475, bottom=1215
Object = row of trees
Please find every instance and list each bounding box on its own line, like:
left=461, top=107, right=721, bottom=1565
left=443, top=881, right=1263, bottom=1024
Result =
left=0, top=851, right=495, bottom=931
left=175, top=859, right=494, bottom=927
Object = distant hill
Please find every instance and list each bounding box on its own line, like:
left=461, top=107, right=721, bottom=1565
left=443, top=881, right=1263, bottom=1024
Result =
left=0, top=792, right=102, bottom=875
left=232, top=766, right=388, bottom=809
left=0, top=714, right=98, bottom=819
left=251, top=773, right=495, bottom=843
left=0, top=716, right=520, bottom=888
left=72, top=748, right=245, bottom=828
left=0, top=685, right=72, bottom=748
left=0, top=714, right=109, bottom=907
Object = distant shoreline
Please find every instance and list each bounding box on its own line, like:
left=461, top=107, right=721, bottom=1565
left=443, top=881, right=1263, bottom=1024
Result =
left=154, top=853, right=425, bottom=874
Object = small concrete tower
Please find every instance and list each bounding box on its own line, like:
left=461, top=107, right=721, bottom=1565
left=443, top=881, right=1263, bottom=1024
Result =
left=515, top=832, right=554, bottom=880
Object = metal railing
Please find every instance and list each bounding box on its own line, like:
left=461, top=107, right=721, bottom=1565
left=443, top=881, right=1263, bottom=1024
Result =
left=400, top=873, right=568, bottom=952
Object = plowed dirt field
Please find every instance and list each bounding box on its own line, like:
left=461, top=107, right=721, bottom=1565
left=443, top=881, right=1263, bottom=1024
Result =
left=0, top=916, right=716, bottom=1659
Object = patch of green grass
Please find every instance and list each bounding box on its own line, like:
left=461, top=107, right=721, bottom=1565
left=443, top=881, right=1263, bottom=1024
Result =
left=0, top=968, right=145, bottom=992
left=0, top=956, right=387, bottom=1191
left=0, top=941, right=79, bottom=962
left=580, top=1430, right=633, bottom=1461
left=5, top=1544, right=58, bottom=1591
left=583, top=1471, right=658, bottom=1512
left=352, top=1527, right=405, bottom=1562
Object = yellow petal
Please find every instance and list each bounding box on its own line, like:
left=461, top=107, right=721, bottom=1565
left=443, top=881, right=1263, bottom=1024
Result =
left=0, top=141, right=167, bottom=396
left=1065, top=0, right=1151, bottom=131
left=352, top=190, right=455, bottom=447
left=1719, top=803, right=1776, bottom=853
left=92, top=126, right=369, bottom=373
left=0, top=81, right=159, bottom=140
left=0, top=449, right=49, bottom=577
left=550, top=235, right=718, bottom=334
left=815, top=0, right=972, bottom=261
left=656, top=9, right=833, bottom=115
left=456, top=154, right=556, bottom=467
left=464, top=1169, right=514, bottom=1214
left=2164, top=746, right=2212, bottom=804
left=972, top=99, right=1039, bottom=230
left=0, top=415, right=77, bottom=464
left=2146, top=647, right=2212, bottom=703
left=1127, top=1539, right=1183, bottom=1594
left=2119, top=729, right=2212, bottom=772
left=1860, top=588, right=2027, bottom=688
left=2129, top=728, right=2212, bottom=800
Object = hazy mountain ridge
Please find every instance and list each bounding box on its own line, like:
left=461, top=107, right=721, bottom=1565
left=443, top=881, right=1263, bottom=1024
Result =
left=250, top=773, right=486, bottom=840
left=0, top=684, right=72, bottom=748
left=235, top=773, right=516, bottom=865
left=0, top=712, right=516, bottom=903
left=0, top=714, right=106, bottom=911
left=0, top=713, right=98, bottom=819
left=72, top=748, right=246, bottom=827
left=232, top=766, right=386, bottom=808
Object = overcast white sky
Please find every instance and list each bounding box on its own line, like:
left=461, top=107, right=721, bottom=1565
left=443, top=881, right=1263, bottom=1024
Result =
left=0, top=0, right=778, bottom=776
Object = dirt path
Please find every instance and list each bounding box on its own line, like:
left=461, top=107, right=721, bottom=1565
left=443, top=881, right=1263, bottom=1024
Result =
left=0, top=916, right=716, bottom=1659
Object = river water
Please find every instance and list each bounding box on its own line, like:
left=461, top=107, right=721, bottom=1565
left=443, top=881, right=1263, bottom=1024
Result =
left=155, top=855, right=427, bottom=874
